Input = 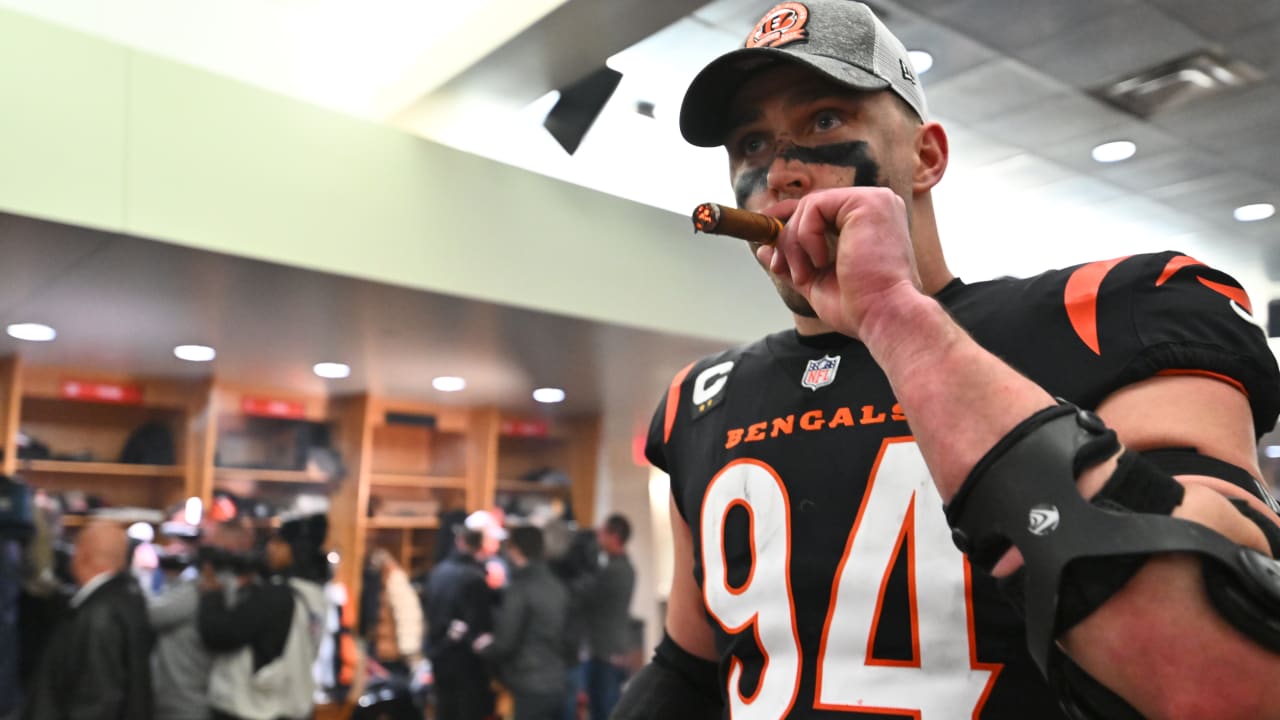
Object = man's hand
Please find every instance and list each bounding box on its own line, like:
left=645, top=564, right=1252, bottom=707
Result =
left=758, top=187, right=923, bottom=339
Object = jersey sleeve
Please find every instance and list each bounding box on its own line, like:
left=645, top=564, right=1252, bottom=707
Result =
left=1116, top=252, right=1280, bottom=437
left=645, top=361, right=698, bottom=522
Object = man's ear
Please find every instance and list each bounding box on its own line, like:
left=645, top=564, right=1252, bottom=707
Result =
left=913, top=122, right=949, bottom=193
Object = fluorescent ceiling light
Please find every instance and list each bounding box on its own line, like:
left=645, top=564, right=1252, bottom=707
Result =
left=174, top=344, right=216, bottom=362
left=908, top=50, right=933, bottom=75
left=1265, top=445, right=1280, bottom=459
left=6, top=323, right=56, bottom=342
left=1091, top=140, right=1137, bottom=163
left=313, top=362, right=351, bottom=379
left=533, top=387, right=566, bottom=404
left=184, top=497, right=203, bottom=525
left=1234, top=203, right=1275, bottom=222
left=432, top=376, right=466, bottom=392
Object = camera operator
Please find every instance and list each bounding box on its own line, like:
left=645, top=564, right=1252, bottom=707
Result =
left=147, top=522, right=215, bottom=720
left=197, top=515, right=328, bottom=720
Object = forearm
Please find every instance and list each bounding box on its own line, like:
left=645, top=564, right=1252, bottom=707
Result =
left=859, top=288, right=1056, bottom=498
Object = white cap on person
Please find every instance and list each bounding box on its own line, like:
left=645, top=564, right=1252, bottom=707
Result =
left=464, top=510, right=508, bottom=540
left=679, top=0, right=928, bottom=147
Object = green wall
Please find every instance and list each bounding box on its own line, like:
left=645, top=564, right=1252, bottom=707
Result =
left=0, top=7, right=787, bottom=343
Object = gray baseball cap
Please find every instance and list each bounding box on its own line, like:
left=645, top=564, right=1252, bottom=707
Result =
left=680, top=0, right=928, bottom=147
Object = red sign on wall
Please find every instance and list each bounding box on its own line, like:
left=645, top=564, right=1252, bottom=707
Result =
left=60, top=380, right=143, bottom=404
left=499, top=418, right=551, bottom=438
left=241, top=396, right=306, bottom=419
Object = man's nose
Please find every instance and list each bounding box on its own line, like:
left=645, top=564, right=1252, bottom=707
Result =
left=766, top=149, right=810, bottom=197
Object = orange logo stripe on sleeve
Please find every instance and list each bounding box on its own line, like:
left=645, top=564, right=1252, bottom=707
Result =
left=1156, top=368, right=1249, bottom=398
left=1064, top=256, right=1130, bottom=355
left=1198, top=278, right=1252, bottom=314
left=1155, top=255, right=1205, bottom=286
left=1155, top=255, right=1254, bottom=313
left=664, top=362, right=696, bottom=443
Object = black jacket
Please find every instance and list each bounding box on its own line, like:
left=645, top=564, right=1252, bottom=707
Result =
left=572, top=553, right=635, bottom=659
left=480, top=561, right=568, bottom=694
left=24, top=573, right=154, bottom=720
left=423, top=551, right=494, bottom=670
left=197, top=575, right=295, bottom=671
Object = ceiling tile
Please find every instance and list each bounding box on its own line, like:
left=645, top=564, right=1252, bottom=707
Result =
left=691, top=0, right=775, bottom=32
left=1144, top=171, right=1275, bottom=210
left=1089, top=148, right=1227, bottom=193
left=1032, top=119, right=1182, bottom=176
left=975, top=93, right=1131, bottom=149
left=938, top=123, right=1025, bottom=171
left=1152, top=83, right=1280, bottom=147
left=1226, top=21, right=1280, bottom=74
left=957, top=153, right=1077, bottom=192
left=914, top=0, right=1141, bottom=54
left=925, top=59, right=1070, bottom=125
left=1145, top=0, right=1280, bottom=41
left=894, top=17, right=999, bottom=86
left=1012, top=4, right=1206, bottom=89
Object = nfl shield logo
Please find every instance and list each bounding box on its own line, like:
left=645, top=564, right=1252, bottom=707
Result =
left=801, top=355, right=841, bottom=391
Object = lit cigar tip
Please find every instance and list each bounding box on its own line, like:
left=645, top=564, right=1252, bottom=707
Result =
left=692, top=202, right=721, bottom=233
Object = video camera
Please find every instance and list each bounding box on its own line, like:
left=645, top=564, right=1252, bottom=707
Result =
left=196, top=545, right=261, bottom=576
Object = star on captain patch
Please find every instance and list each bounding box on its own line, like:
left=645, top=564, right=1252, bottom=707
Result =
left=801, top=354, right=840, bottom=391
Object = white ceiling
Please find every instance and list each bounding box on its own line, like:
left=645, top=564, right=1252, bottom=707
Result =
left=1, top=0, right=1279, bottom=427
left=0, top=212, right=728, bottom=419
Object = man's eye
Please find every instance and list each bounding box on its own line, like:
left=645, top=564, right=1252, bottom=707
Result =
left=814, top=110, right=842, bottom=131
left=739, top=134, right=769, bottom=157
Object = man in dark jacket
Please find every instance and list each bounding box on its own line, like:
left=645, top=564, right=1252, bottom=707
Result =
left=24, top=521, right=154, bottom=720
left=425, top=525, right=497, bottom=720
left=571, top=514, right=635, bottom=720
left=477, top=525, right=568, bottom=720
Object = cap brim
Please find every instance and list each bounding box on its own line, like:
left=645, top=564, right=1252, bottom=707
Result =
left=679, top=46, right=891, bottom=147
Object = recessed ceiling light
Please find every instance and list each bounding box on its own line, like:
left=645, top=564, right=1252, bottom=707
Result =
left=1266, top=445, right=1280, bottom=459
left=907, top=50, right=933, bottom=75
left=432, top=376, right=466, bottom=392
left=313, top=362, right=350, bottom=379
left=6, top=323, right=56, bottom=342
left=173, top=344, right=216, bottom=362
left=1234, top=203, right=1275, bottom=223
left=1091, top=140, right=1137, bottom=163
left=533, top=387, right=566, bottom=404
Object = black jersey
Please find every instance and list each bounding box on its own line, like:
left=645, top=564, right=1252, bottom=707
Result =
left=645, top=252, right=1280, bottom=720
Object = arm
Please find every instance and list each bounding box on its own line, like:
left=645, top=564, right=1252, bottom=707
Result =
left=66, top=611, right=126, bottom=720
left=479, top=579, right=526, bottom=661
left=147, top=582, right=196, bottom=633
left=197, top=584, right=271, bottom=652
left=764, top=187, right=1280, bottom=719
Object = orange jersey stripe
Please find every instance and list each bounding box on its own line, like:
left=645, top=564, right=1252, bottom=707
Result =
left=664, top=362, right=695, bottom=443
left=1156, top=368, right=1249, bottom=398
left=1064, top=256, right=1130, bottom=355
left=1197, top=277, right=1253, bottom=314
left=1155, top=255, right=1204, bottom=286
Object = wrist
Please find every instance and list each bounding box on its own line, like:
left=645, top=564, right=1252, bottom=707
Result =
left=858, top=284, right=956, bottom=368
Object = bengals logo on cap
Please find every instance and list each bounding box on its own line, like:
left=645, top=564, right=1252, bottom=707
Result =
left=745, top=2, right=810, bottom=48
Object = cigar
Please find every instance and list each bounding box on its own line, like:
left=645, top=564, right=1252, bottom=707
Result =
left=691, top=202, right=784, bottom=245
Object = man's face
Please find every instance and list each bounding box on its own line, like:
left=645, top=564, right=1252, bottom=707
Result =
left=721, top=64, right=919, bottom=316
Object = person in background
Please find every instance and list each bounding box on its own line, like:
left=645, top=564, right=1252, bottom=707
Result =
left=569, top=514, right=634, bottom=720
left=464, top=509, right=509, bottom=590
left=364, top=548, right=426, bottom=680
left=476, top=525, right=568, bottom=720
left=198, top=514, right=328, bottom=720
left=24, top=521, right=154, bottom=720
left=147, top=529, right=213, bottom=720
left=424, top=523, right=498, bottom=720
